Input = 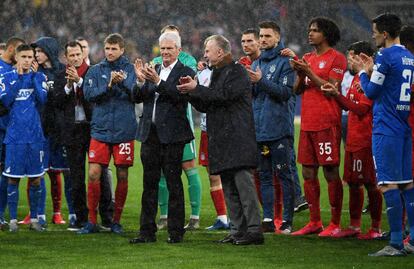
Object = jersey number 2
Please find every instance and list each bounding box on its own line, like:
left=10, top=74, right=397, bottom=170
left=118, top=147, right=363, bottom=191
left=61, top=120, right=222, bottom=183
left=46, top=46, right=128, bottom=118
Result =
left=400, top=69, right=413, bottom=102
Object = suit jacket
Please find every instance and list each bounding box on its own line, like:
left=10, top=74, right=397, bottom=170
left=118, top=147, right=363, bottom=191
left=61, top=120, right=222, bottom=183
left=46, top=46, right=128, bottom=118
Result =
left=54, top=68, right=92, bottom=146
left=134, top=60, right=195, bottom=144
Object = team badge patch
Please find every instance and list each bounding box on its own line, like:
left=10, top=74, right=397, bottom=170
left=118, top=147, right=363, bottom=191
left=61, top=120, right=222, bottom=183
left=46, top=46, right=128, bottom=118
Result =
left=269, top=65, right=276, bottom=73
left=319, top=61, right=326, bottom=69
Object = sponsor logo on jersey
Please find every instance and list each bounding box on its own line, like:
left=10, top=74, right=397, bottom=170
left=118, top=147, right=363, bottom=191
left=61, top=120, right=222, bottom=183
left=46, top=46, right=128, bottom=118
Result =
left=102, top=75, right=107, bottom=79
left=332, top=68, right=344, bottom=74
left=325, top=156, right=333, bottom=161
left=6, top=167, right=11, bottom=173
left=15, top=88, right=34, bottom=100
left=319, top=61, right=326, bottom=69
left=89, top=150, right=95, bottom=158
left=10, top=80, right=16, bottom=85
left=126, top=156, right=131, bottom=161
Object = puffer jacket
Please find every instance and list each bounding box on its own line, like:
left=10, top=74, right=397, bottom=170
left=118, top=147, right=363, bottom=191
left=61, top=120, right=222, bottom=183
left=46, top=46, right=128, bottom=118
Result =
left=84, top=55, right=137, bottom=143
left=251, top=43, right=295, bottom=142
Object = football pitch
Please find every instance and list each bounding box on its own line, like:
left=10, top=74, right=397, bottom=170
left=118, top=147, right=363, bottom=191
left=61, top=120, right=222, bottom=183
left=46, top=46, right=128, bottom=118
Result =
left=0, top=127, right=411, bottom=269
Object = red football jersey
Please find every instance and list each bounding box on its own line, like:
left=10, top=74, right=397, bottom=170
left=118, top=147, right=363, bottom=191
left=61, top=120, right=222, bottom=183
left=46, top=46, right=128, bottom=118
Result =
left=345, top=75, right=373, bottom=152
left=300, top=48, right=347, bottom=131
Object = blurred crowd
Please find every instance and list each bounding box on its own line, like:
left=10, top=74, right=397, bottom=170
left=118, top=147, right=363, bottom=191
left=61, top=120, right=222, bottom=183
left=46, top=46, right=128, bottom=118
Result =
left=0, top=0, right=413, bottom=63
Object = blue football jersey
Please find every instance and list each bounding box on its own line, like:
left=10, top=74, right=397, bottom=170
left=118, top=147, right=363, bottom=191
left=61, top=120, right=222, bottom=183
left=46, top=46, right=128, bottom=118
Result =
left=0, top=59, right=14, bottom=131
left=360, top=45, right=414, bottom=137
left=0, top=70, right=48, bottom=144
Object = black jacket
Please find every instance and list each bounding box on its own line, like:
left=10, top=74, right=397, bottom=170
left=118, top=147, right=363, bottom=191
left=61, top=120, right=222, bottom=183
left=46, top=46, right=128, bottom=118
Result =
left=32, top=37, right=66, bottom=145
left=135, top=60, right=195, bottom=144
left=55, top=64, right=92, bottom=146
left=188, top=58, right=257, bottom=175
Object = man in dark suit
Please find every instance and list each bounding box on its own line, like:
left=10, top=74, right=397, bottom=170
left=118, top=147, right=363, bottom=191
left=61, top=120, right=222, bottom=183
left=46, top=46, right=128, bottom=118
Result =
left=177, top=34, right=264, bottom=245
left=130, top=32, right=195, bottom=244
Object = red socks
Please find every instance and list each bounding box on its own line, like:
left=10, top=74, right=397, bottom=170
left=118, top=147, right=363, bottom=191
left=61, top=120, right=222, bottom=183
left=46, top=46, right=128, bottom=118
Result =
left=349, top=187, right=364, bottom=227
left=49, top=171, right=62, bottom=213
left=113, top=180, right=128, bottom=224
left=328, top=179, right=343, bottom=225
left=304, top=179, right=321, bottom=223
left=210, top=189, right=227, bottom=216
left=367, top=186, right=382, bottom=230
left=87, top=181, right=101, bottom=224
left=274, top=175, right=283, bottom=221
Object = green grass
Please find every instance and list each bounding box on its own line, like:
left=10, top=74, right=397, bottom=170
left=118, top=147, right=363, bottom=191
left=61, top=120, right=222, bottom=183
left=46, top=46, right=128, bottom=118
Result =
left=0, top=127, right=412, bottom=269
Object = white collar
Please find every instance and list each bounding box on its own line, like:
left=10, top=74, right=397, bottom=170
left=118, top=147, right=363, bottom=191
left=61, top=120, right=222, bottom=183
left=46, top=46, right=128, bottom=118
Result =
left=161, top=59, right=178, bottom=71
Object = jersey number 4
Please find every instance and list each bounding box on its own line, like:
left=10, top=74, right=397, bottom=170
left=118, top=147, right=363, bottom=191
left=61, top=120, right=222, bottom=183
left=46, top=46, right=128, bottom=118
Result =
left=400, top=69, right=413, bottom=102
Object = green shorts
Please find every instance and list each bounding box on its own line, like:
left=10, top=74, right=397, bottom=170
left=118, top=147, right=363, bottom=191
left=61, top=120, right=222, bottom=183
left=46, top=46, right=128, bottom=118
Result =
left=182, top=139, right=197, bottom=161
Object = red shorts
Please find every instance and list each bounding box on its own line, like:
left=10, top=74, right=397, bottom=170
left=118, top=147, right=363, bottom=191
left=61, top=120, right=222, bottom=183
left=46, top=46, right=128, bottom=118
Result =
left=298, top=126, right=341, bottom=166
left=88, top=138, right=134, bottom=166
left=198, top=131, right=209, bottom=166
left=343, top=148, right=376, bottom=184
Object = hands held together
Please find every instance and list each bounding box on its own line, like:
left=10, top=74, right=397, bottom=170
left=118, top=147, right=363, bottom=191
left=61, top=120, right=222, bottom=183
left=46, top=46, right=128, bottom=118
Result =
left=134, top=58, right=160, bottom=85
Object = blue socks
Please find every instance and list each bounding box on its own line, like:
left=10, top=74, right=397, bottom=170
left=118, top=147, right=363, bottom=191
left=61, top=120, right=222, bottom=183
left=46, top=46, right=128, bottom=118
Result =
left=37, top=177, right=46, bottom=216
left=0, top=175, right=8, bottom=219
left=7, top=183, right=18, bottom=220
left=383, top=189, right=403, bottom=249
left=402, top=187, right=414, bottom=246
left=29, top=183, right=41, bottom=219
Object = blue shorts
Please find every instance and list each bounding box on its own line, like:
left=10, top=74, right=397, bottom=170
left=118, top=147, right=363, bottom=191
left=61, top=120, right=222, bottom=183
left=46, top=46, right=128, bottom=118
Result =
left=44, top=140, right=69, bottom=171
left=372, top=134, right=412, bottom=185
left=3, top=143, right=45, bottom=178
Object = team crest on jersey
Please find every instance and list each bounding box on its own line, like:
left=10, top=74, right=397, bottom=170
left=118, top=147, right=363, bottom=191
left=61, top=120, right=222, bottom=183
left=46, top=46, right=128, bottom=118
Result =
left=42, top=81, right=48, bottom=90
left=319, top=61, right=326, bottom=69
left=283, top=76, right=288, bottom=85
left=269, top=65, right=276, bottom=73
left=89, top=150, right=95, bottom=158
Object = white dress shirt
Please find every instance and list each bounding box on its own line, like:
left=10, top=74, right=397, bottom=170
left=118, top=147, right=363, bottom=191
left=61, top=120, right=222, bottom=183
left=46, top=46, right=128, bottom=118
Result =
left=152, top=60, right=178, bottom=123
left=64, top=77, right=87, bottom=122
